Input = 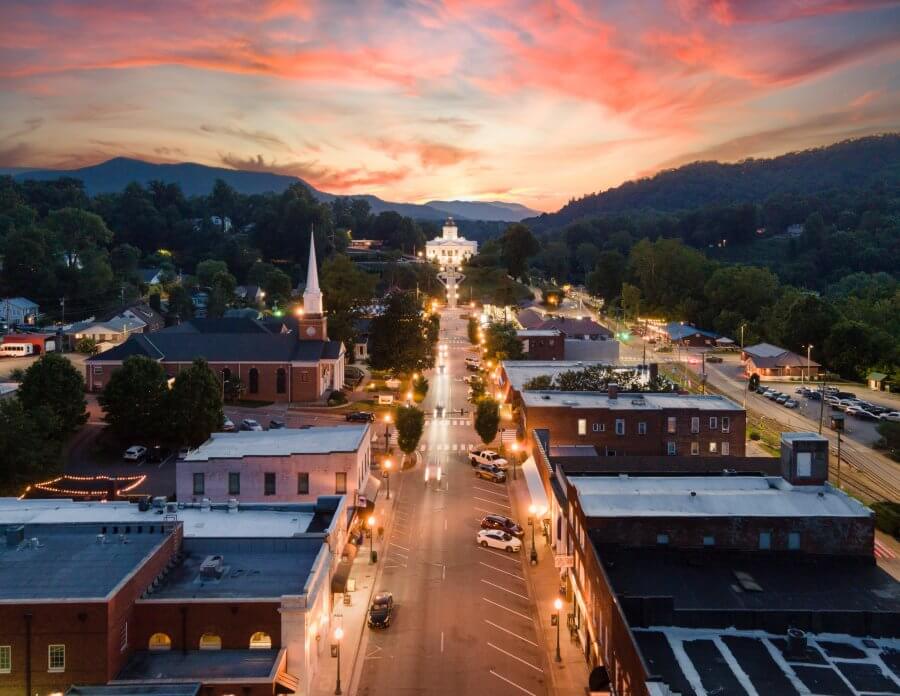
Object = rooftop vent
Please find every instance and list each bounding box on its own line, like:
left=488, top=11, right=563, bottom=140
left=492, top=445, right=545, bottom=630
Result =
left=562, top=399, right=578, bottom=406
left=152, top=496, right=167, bottom=509
left=690, top=491, right=697, bottom=497
left=608, top=383, right=619, bottom=400
left=200, top=554, right=224, bottom=580
left=227, top=498, right=239, bottom=513
left=787, top=628, right=807, bottom=659
left=96, top=534, right=107, bottom=544
left=542, top=394, right=551, bottom=400
left=200, top=497, right=211, bottom=511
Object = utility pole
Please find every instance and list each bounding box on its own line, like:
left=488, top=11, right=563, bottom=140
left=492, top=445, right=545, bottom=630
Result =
left=818, top=375, right=828, bottom=435
left=59, top=297, right=66, bottom=325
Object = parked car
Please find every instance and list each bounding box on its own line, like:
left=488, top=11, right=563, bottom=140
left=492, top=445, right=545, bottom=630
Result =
left=477, top=529, right=521, bottom=553
left=147, top=445, right=171, bottom=463
left=465, top=357, right=481, bottom=371
left=756, top=386, right=769, bottom=394
left=240, top=418, right=263, bottom=431
left=783, top=399, right=799, bottom=409
left=844, top=406, right=862, bottom=417
left=480, top=514, right=524, bottom=538
left=795, top=387, right=808, bottom=395
left=706, top=355, right=723, bottom=363
left=469, top=449, right=509, bottom=469
left=879, top=412, right=900, bottom=423
left=345, top=411, right=375, bottom=422
left=835, top=391, right=857, bottom=400
left=367, top=592, right=394, bottom=629
left=123, top=445, right=147, bottom=461
left=807, top=391, right=822, bottom=401
left=855, top=410, right=879, bottom=421
left=474, top=463, right=506, bottom=483
left=775, top=395, right=788, bottom=404
left=222, top=416, right=236, bottom=432
left=268, top=419, right=286, bottom=430
left=765, top=391, right=779, bottom=400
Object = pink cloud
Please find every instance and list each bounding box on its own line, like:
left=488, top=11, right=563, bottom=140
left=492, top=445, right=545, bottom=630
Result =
left=372, top=138, right=479, bottom=169
left=219, top=153, right=410, bottom=192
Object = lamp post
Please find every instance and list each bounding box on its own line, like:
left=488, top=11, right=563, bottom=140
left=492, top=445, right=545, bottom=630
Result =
left=553, top=597, right=563, bottom=662
left=367, top=515, right=376, bottom=563
left=332, top=626, right=343, bottom=695
left=805, top=344, right=813, bottom=387
left=511, top=441, right=519, bottom=481
left=383, top=413, right=392, bottom=452
left=383, top=459, right=392, bottom=500
left=528, top=504, right=538, bottom=565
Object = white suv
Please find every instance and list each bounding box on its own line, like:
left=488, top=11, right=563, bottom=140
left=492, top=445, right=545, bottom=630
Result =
left=469, top=449, right=508, bottom=469
left=123, top=445, right=147, bottom=461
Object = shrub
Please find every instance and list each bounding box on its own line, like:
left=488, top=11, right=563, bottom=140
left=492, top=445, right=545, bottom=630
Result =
left=328, top=390, right=348, bottom=406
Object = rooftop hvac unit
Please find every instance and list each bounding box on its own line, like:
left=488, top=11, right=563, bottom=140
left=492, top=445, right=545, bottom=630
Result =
left=164, top=502, right=177, bottom=515
left=200, top=554, right=224, bottom=579
left=96, top=534, right=107, bottom=544
left=200, top=497, right=212, bottom=511
left=152, top=496, right=167, bottom=509
left=6, top=525, right=24, bottom=548
left=227, top=498, right=239, bottom=513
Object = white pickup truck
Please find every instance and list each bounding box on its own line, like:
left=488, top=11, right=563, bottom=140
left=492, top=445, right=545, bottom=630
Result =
left=468, top=449, right=508, bottom=469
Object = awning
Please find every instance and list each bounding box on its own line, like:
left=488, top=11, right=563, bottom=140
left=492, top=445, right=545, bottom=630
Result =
left=360, top=473, right=382, bottom=507
left=521, top=456, right=550, bottom=515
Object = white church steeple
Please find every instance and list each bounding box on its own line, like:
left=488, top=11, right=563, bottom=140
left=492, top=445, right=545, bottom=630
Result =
left=303, top=233, right=323, bottom=316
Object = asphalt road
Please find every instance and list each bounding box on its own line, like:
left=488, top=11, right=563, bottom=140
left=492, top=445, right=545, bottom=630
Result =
left=355, top=309, right=550, bottom=696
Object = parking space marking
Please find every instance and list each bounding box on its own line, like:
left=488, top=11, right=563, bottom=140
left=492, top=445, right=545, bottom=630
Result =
left=473, top=486, right=509, bottom=499
left=489, top=670, right=538, bottom=696
left=479, top=561, right=527, bottom=581
left=476, top=545, right=523, bottom=564
left=481, top=579, right=529, bottom=600
left=474, top=506, right=511, bottom=517
left=482, top=597, right=532, bottom=621
left=488, top=642, right=543, bottom=673
left=484, top=619, right=539, bottom=647
left=391, top=542, right=411, bottom=551
left=473, top=496, right=511, bottom=509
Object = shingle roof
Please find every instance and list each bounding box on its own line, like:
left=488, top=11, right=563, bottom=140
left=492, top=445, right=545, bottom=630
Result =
left=163, top=317, right=272, bottom=334
left=744, top=343, right=820, bottom=368
left=536, top=317, right=612, bottom=338
left=666, top=322, right=719, bottom=341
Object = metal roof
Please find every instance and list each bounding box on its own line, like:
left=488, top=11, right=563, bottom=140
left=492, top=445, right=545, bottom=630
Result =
left=186, top=426, right=368, bottom=461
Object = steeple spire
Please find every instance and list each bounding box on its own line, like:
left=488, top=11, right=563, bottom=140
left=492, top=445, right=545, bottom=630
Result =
left=303, top=232, right=323, bottom=315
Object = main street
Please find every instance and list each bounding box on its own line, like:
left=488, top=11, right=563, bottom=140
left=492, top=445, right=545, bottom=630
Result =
left=354, top=308, right=551, bottom=696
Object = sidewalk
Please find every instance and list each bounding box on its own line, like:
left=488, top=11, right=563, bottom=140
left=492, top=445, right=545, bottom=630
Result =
left=508, top=475, right=590, bottom=695
left=310, top=493, right=395, bottom=696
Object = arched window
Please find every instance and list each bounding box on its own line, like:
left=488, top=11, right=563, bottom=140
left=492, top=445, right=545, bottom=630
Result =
left=248, top=368, right=259, bottom=394
left=148, top=633, right=171, bottom=651
left=249, top=631, right=272, bottom=649
left=276, top=368, right=286, bottom=395
left=199, top=633, right=222, bottom=650
left=222, top=367, right=232, bottom=382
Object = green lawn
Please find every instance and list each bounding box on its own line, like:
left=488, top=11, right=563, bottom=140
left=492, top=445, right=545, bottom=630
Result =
left=459, top=266, right=533, bottom=306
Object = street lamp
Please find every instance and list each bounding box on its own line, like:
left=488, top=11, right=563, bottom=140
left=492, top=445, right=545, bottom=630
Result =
left=553, top=597, right=563, bottom=662
left=383, top=459, right=392, bottom=500
left=805, top=344, right=813, bottom=387
left=528, top=504, right=538, bottom=565
left=383, top=413, right=392, bottom=452
left=367, top=515, right=377, bottom=563
left=511, top=441, right=519, bottom=481
left=332, top=626, right=344, bottom=695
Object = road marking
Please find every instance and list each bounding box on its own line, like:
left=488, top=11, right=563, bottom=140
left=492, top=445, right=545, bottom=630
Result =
left=473, top=496, right=511, bottom=509
left=391, top=551, right=409, bottom=559
left=489, top=670, right=538, bottom=696
left=384, top=563, right=407, bottom=569
left=480, top=561, right=526, bottom=581
left=391, top=542, right=410, bottom=551
left=473, top=486, right=509, bottom=499
left=477, top=545, right=523, bottom=564
left=444, top=519, right=448, bottom=531
left=481, top=578, right=529, bottom=600
left=484, top=619, right=539, bottom=647
left=441, top=631, right=444, bottom=653
left=488, top=642, right=543, bottom=673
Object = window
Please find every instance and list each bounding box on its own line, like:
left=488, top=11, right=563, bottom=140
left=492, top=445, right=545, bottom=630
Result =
left=193, top=473, right=205, bottom=496
left=199, top=634, right=222, bottom=650
left=788, top=532, right=801, bottom=550
left=709, top=442, right=718, bottom=454
left=691, top=417, right=700, bottom=434
left=592, top=422, right=606, bottom=432
left=0, top=646, right=10, bottom=674
left=703, top=535, right=715, bottom=547
left=666, top=417, right=677, bottom=434
left=656, top=534, right=669, bottom=545
left=297, top=472, right=309, bottom=495
left=759, top=532, right=771, bottom=550
left=577, top=418, right=587, bottom=436
left=615, top=419, right=625, bottom=435
left=335, top=472, right=347, bottom=494
left=722, top=441, right=730, bottom=456
left=637, top=421, right=647, bottom=435
left=228, top=472, right=241, bottom=495
left=722, top=416, right=730, bottom=433
left=691, top=442, right=699, bottom=456
left=667, top=441, right=677, bottom=455
left=222, top=367, right=231, bottom=384
left=120, top=621, right=128, bottom=652
left=248, top=368, right=259, bottom=394
left=249, top=632, right=272, bottom=649
left=709, top=416, right=718, bottom=430
left=148, top=633, right=172, bottom=651
left=264, top=473, right=276, bottom=496
left=797, top=453, right=812, bottom=478
left=48, top=644, right=65, bottom=672
left=301, top=371, right=310, bottom=383
left=276, top=368, right=286, bottom=394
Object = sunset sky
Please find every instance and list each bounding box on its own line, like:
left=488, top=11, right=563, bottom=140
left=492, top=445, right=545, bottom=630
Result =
left=1, top=0, right=899, bottom=211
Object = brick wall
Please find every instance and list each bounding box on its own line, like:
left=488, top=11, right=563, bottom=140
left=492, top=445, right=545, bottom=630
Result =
left=519, top=336, right=565, bottom=360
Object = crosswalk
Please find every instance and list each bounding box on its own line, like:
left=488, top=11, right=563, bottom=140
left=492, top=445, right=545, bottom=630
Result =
left=425, top=419, right=472, bottom=427
left=875, top=539, right=897, bottom=560
left=419, top=443, right=478, bottom=452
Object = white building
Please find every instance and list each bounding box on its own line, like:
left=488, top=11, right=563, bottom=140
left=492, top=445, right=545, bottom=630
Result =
left=425, top=217, right=477, bottom=265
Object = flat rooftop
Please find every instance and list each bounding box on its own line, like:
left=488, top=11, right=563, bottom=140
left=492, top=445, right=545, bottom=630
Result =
left=501, top=361, right=634, bottom=390
left=636, top=627, right=900, bottom=696
left=0, top=524, right=167, bottom=600
left=149, top=537, right=322, bottom=599
left=0, top=499, right=317, bottom=537
left=116, top=650, right=279, bottom=681
left=516, top=329, right=561, bottom=337
left=571, top=476, right=870, bottom=518
left=69, top=685, right=200, bottom=696
left=521, top=390, right=741, bottom=411
left=186, top=425, right=368, bottom=461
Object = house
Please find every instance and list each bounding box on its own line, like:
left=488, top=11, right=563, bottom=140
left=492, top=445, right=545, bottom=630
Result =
left=425, top=218, right=477, bottom=265
left=353, top=317, right=372, bottom=361
left=534, top=317, right=612, bottom=341
left=137, top=268, right=164, bottom=286
left=516, top=308, right=545, bottom=329
left=177, top=425, right=377, bottom=511
left=742, top=342, right=822, bottom=380
left=235, top=285, right=264, bottom=304
left=0, top=297, right=39, bottom=326
left=868, top=371, right=893, bottom=392
left=0, top=495, right=349, bottom=696
left=87, top=237, right=346, bottom=403
left=65, top=317, right=147, bottom=349
left=516, top=328, right=565, bottom=360
left=648, top=321, right=723, bottom=347
left=113, top=302, right=165, bottom=333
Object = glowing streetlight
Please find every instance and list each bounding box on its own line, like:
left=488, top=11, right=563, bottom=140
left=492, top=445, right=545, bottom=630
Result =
left=528, top=504, right=539, bottom=565
left=383, top=413, right=392, bottom=452
left=332, top=626, right=344, bottom=694
left=367, top=515, right=377, bottom=563
left=294, top=307, right=304, bottom=317
left=553, top=598, right=563, bottom=662
left=383, top=458, right=392, bottom=499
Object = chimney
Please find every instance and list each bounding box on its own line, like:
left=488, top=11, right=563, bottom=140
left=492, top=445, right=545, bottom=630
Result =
left=608, top=383, right=618, bottom=400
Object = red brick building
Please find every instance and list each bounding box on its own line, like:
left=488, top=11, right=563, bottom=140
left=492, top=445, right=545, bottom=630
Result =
left=86, top=237, right=345, bottom=403
left=515, top=329, right=565, bottom=360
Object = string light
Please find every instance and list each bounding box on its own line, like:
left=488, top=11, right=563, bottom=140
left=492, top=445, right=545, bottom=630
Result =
left=20, top=474, right=146, bottom=499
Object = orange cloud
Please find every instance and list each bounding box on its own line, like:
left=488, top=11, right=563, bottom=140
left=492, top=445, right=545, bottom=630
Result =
left=219, top=153, right=410, bottom=192
left=372, top=138, right=479, bottom=169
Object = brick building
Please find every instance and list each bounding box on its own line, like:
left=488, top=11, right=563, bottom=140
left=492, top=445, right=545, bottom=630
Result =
left=515, top=329, right=565, bottom=360
left=86, top=237, right=345, bottom=404
left=521, top=386, right=745, bottom=457
left=0, top=496, right=348, bottom=696
left=742, top=342, right=822, bottom=380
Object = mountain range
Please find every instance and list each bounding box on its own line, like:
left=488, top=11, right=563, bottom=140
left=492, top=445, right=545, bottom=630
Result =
left=4, top=158, right=540, bottom=222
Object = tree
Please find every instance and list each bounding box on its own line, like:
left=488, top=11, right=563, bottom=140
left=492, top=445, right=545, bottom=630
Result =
left=0, top=399, right=62, bottom=493
left=110, top=243, right=141, bottom=278
left=321, top=254, right=377, bottom=349
left=620, top=282, right=642, bottom=319
left=467, top=317, right=480, bottom=345
left=704, top=266, right=778, bottom=324
left=484, top=322, right=524, bottom=361
left=166, top=285, right=194, bottom=321
left=18, top=353, right=87, bottom=437
left=98, top=356, right=170, bottom=443
left=75, top=337, right=99, bottom=354
left=475, top=399, right=500, bottom=445
left=167, top=358, right=224, bottom=447
left=522, top=375, right=553, bottom=390
left=223, top=375, right=244, bottom=403
left=210, top=179, right=238, bottom=233
left=824, top=320, right=882, bottom=379
left=500, top=223, right=539, bottom=280
left=45, top=207, right=113, bottom=268
left=262, top=268, right=293, bottom=305
left=395, top=405, right=425, bottom=458
left=368, top=291, right=435, bottom=373
left=586, top=251, right=625, bottom=302
left=195, top=259, right=230, bottom=288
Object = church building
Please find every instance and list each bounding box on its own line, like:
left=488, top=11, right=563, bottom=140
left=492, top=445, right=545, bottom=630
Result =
left=425, top=217, right=477, bottom=265
left=86, top=237, right=346, bottom=403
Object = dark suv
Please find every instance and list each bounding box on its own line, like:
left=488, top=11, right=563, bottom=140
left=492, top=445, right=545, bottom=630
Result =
left=368, top=592, right=394, bottom=628
left=346, top=411, right=375, bottom=423
left=480, top=514, right=523, bottom=538
left=474, top=463, right=506, bottom=483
